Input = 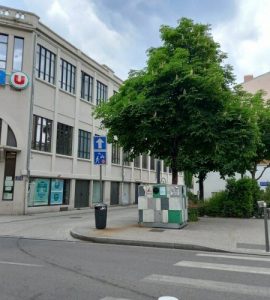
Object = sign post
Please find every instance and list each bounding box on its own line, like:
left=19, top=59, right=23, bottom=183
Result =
left=93, top=136, right=107, bottom=203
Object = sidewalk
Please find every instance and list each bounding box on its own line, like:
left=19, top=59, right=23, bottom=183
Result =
left=70, top=206, right=270, bottom=256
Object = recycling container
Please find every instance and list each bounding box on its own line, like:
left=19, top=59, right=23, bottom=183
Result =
left=94, top=203, right=107, bottom=229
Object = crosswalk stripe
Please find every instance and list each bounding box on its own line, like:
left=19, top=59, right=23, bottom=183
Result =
left=143, top=274, right=270, bottom=297
left=100, top=297, right=131, bottom=300
left=196, top=253, right=270, bottom=262
left=175, top=260, right=270, bottom=275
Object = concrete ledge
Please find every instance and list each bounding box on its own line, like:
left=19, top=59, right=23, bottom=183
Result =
left=70, top=227, right=228, bottom=253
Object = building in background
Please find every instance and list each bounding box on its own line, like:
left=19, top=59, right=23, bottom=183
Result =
left=0, top=6, right=182, bottom=214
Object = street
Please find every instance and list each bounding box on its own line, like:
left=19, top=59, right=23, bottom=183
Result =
left=0, top=236, right=270, bottom=300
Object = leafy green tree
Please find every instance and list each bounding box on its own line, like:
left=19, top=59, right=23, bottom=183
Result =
left=94, top=18, right=239, bottom=190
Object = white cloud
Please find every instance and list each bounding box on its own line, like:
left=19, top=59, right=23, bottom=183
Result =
left=213, top=0, right=270, bottom=83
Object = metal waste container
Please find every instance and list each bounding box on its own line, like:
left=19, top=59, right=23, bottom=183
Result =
left=95, top=203, right=107, bottom=229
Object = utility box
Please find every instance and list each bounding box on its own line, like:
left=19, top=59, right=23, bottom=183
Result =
left=138, top=184, right=188, bottom=229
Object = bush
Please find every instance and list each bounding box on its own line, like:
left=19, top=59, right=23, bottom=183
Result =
left=200, top=178, right=260, bottom=218
left=261, top=186, right=270, bottom=207
left=201, top=191, right=227, bottom=217
left=188, top=207, right=198, bottom=222
left=224, top=178, right=254, bottom=218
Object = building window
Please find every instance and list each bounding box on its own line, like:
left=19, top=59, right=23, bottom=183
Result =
left=96, top=81, right=108, bottom=105
left=150, top=156, right=155, bottom=170
left=0, top=34, right=8, bottom=70
left=111, top=143, right=120, bottom=164
left=6, top=126, right=17, bottom=147
left=81, top=71, right=93, bottom=102
left=32, top=115, right=52, bottom=152
left=134, top=156, right=140, bottom=168
left=142, top=154, right=148, bottom=169
left=123, top=151, right=131, bottom=166
left=36, top=44, right=56, bottom=84
left=60, top=59, right=76, bottom=94
left=28, top=178, right=70, bottom=206
left=78, top=129, right=91, bottom=159
left=56, top=123, right=73, bottom=156
left=13, top=37, right=24, bottom=71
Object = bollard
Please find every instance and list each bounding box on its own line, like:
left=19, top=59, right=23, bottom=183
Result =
left=264, top=206, right=270, bottom=252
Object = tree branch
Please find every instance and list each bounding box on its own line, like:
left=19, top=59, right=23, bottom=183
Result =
left=256, top=163, right=270, bottom=181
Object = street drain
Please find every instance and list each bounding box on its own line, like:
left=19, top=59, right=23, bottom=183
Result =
left=69, top=216, right=82, bottom=219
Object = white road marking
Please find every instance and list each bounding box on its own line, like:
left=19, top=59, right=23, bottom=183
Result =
left=143, top=274, right=270, bottom=297
left=175, top=260, right=270, bottom=275
left=197, top=253, right=270, bottom=262
left=100, top=298, right=131, bottom=300
left=0, top=260, right=43, bottom=267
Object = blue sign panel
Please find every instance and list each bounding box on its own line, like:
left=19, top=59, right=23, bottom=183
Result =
left=260, top=181, right=270, bottom=187
left=0, top=70, right=6, bottom=85
left=94, top=136, right=107, bottom=151
left=94, top=152, right=106, bottom=165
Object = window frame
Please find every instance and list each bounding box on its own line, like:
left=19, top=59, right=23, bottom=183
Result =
left=0, top=33, right=8, bottom=71
left=96, top=80, right=108, bottom=105
left=12, top=36, right=24, bottom=71
left=36, top=44, right=56, bottom=84
left=81, top=71, right=93, bottom=102
left=60, top=58, right=76, bottom=94
left=78, top=129, right=91, bottom=159
left=32, top=115, right=52, bottom=152
left=56, top=123, right=73, bottom=156
left=111, top=142, right=121, bottom=164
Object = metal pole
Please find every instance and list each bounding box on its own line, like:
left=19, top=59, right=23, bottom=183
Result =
left=264, top=206, right=269, bottom=252
left=100, top=165, right=103, bottom=203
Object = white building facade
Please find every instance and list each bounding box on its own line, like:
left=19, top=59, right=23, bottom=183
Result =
left=0, top=6, right=181, bottom=215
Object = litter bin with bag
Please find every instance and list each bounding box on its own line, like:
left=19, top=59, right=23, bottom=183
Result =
left=94, top=203, right=107, bottom=229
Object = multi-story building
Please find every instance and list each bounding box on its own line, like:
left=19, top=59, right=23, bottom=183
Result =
left=0, top=6, right=179, bottom=214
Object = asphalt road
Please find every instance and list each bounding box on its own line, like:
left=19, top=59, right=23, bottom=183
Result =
left=0, top=237, right=270, bottom=300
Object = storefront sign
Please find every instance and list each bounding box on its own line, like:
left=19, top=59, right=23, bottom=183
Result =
left=10, top=71, right=29, bottom=90
left=0, top=70, right=29, bottom=89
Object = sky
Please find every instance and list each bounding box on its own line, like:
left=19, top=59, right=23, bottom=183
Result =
left=1, top=0, right=270, bottom=83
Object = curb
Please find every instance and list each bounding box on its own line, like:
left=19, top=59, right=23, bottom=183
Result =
left=70, top=228, right=228, bottom=253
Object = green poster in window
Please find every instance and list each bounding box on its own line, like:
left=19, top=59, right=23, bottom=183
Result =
left=34, top=179, right=49, bottom=205
left=50, top=179, right=64, bottom=205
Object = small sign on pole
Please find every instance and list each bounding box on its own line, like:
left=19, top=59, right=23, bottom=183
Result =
left=93, top=136, right=107, bottom=203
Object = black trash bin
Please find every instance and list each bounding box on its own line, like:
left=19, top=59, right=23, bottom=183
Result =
left=94, top=203, right=107, bottom=229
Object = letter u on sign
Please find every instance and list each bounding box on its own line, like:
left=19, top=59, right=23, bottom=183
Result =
left=10, top=71, right=29, bottom=90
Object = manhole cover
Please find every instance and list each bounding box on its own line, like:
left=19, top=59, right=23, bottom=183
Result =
left=150, top=229, right=165, bottom=232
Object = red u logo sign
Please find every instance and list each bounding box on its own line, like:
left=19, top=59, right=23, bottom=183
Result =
left=14, top=75, right=25, bottom=85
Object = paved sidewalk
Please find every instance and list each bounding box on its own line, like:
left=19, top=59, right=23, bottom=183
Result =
left=70, top=206, right=270, bottom=256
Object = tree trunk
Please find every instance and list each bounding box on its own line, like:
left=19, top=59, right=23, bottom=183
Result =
left=198, top=172, right=205, bottom=201
left=250, top=163, right=257, bottom=180
left=172, top=167, right=178, bottom=184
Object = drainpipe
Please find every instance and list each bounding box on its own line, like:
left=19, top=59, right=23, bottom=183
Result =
left=24, top=31, right=37, bottom=214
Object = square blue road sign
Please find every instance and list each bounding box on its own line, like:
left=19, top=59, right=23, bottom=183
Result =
left=94, top=136, right=107, bottom=151
left=0, top=70, right=6, bottom=85
left=94, top=152, right=106, bottom=165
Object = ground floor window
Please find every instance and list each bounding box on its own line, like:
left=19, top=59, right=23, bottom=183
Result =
left=28, top=178, right=70, bottom=206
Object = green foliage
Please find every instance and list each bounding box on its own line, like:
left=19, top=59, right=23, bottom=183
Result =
left=184, top=171, right=193, bottom=189
left=201, top=178, right=260, bottom=218
left=201, top=191, right=227, bottom=217
left=94, top=18, right=236, bottom=184
left=260, top=186, right=270, bottom=207
left=188, top=208, right=199, bottom=222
